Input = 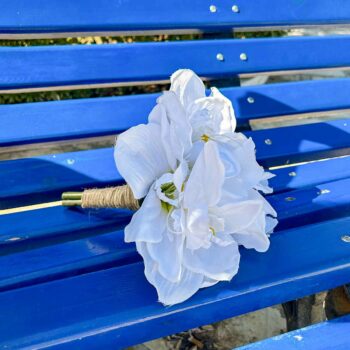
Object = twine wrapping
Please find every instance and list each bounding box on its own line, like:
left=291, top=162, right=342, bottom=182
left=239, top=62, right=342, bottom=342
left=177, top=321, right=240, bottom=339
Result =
left=81, top=185, right=139, bottom=210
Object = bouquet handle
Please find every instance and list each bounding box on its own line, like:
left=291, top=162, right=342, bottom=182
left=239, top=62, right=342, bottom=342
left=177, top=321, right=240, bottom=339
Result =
left=62, top=185, right=140, bottom=210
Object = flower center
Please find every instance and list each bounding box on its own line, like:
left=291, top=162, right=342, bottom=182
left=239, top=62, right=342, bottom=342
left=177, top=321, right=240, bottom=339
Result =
left=160, top=181, right=177, bottom=213
left=201, top=134, right=210, bottom=142
left=160, top=182, right=176, bottom=199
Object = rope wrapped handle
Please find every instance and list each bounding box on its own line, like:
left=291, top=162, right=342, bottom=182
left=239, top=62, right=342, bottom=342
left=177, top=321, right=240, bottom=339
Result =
left=62, top=185, right=140, bottom=210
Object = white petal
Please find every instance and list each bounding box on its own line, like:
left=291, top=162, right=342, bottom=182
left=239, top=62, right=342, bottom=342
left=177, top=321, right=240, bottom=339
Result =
left=214, top=200, right=263, bottom=234
left=227, top=193, right=275, bottom=252
left=187, top=89, right=236, bottom=142
left=210, top=87, right=236, bottom=133
left=249, top=189, right=278, bottom=218
left=219, top=178, right=250, bottom=204
left=232, top=212, right=270, bottom=253
left=220, top=135, right=268, bottom=190
left=266, top=216, right=278, bottom=234
left=115, top=123, right=170, bottom=199
left=201, top=277, right=219, bottom=288
left=147, top=232, right=185, bottom=283
left=183, top=237, right=240, bottom=281
left=216, top=141, right=241, bottom=178
left=167, top=208, right=184, bottom=234
left=148, top=103, right=163, bottom=125
left=157, top=91, right=193, bottom=160
left=173, top=160, right=189, bottom=192
left=188, top=96, right=226, bottom=141
left=184, top=141, right=225, bottom=208
left=149, top=104, right=177, bottom=170
left=124, top=189, right=166, bottom=243
left=186, top=140, right=204, bottom=165
left=170, top=69, right=206, bottom=110
left=137, top=242, right=203, bottom=305
left=185, top=206, right=211, bottom=250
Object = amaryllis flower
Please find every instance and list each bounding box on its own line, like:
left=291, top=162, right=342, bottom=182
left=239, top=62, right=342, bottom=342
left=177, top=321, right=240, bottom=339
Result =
left=114, top=69, right=277, bottom=305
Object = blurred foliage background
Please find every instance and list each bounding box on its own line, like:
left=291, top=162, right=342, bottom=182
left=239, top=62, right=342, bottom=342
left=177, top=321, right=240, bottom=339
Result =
left=0, top=31, right=284, bottom=104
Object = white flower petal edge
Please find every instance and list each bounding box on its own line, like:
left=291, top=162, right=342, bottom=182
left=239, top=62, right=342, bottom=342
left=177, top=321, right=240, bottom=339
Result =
left=115, top=123, right=171, bottom=199
left=170, top=69, right=206, bottom=110
left=114, top=68, right=278, bottom=306
left=137, top=241, right=204, bottom=305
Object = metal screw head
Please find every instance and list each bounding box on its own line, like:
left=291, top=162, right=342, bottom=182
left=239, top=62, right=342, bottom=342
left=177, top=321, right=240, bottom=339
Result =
left=265, top=139, right=272, bottom=145
left=209, top=5, right=217, bottom=12
left=7, top=237, right=21, bottom=242
left=318, top=189, right=331, bottom=195
left=341, top=235, right=350, bottom=243
left=232, top=5, right=240, bottom=12
left=216, top=53, right=224, bottom=61
left=285, top=197, right=296, bottom=202
left=289, top=171, right=297, bottom=177
left=240, top=53, right=248, bottom=61
left=247, top=96, right=255, bottom=104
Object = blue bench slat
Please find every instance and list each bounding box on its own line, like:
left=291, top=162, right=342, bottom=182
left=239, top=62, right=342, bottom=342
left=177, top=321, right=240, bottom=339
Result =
left=0, top=230, right=138, bottom=292
left=1, top=176, right=350, bottom=292
left=2, top=36, right=350, bottom=91
left=270, top=156, right=350, bottom=193
left=238, top=314, right=350, bottom=350
left=1, top=216, right=350, bottom=349
left=3, top=78, right=350, bottom=146
left=1, top=120, right=349, bottom=209
left=0, top=0, right=350, bottom=35
left=0, top=94, right=155, bottom=147
left=0, top=148, right=121, bottom=209
left=2, top=175, right=350, bottom=250
left=249, top=119, right=350, bottom=167
left=0, top=207, right=131, bottom=252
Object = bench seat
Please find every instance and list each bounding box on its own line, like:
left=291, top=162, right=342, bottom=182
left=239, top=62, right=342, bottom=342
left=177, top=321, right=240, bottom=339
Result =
left=1, top=216, right=350, bottom=349
left=238, top=314, right=350, bottom=350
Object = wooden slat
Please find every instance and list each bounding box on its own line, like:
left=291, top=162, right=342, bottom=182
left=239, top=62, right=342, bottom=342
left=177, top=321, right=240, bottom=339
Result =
left=1, top=120, right=350, bottom=209
left=1, top=216, right=350, bottom=349
left=3, top=79, right=350, bottom=146
left=0, top=0, right=350, bottom=37
left=238, top=314, right=350, bottom=350
left=2, top=36, right=350, bottom=91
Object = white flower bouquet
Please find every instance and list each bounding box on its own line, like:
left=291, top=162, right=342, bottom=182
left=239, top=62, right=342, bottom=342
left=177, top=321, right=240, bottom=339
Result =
left=62, top=70, right=277, bottom=305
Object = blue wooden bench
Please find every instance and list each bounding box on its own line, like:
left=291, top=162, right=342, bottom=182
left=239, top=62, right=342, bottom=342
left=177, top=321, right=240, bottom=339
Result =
left=237, top=314, right=350, bottom=350
left=1, top=1, right=350, bottom=349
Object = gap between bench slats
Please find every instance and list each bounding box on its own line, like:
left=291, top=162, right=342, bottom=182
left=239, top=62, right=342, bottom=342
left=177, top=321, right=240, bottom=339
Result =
left=0, top=0, right=350, bottom=37
left=1, top=216, right=350, bottom=349
left=2, top=78, right=350, bottom=147
left=1, top=119, right=349, bottom=209
left=2, top=36, right=350, bottom=91
left=0, top=173, right=349, bottom=292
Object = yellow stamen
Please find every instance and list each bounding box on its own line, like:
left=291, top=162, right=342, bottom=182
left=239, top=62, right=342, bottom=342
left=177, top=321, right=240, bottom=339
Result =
left=201, top=134, right=210, bottom=142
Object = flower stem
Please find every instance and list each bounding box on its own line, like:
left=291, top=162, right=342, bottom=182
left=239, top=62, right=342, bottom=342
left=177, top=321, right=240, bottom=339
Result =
left=61, top=192, right=83, bottom=206
left=61, top=199, right=83, bottom=206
